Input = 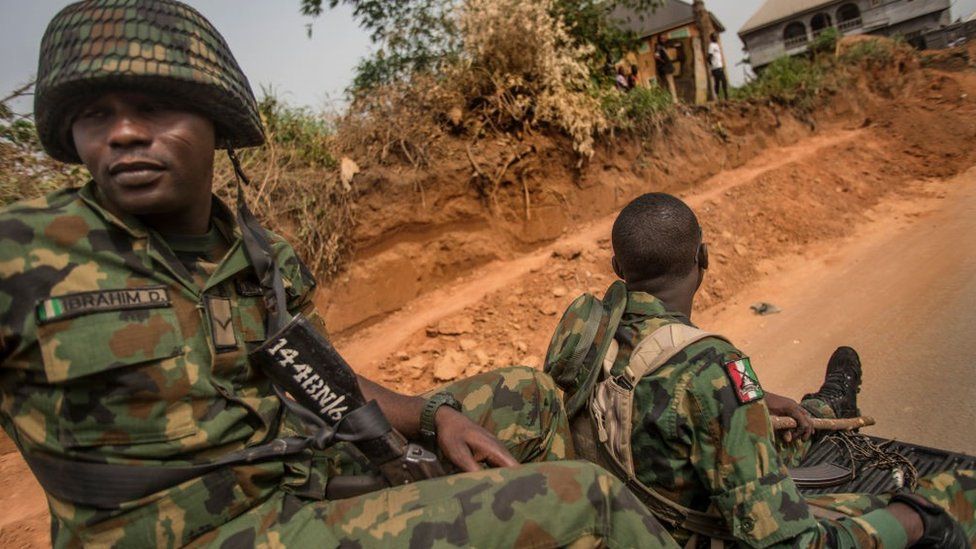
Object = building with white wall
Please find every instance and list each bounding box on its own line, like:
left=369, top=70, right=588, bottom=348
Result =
left=740, top=0, right=951, bottom=70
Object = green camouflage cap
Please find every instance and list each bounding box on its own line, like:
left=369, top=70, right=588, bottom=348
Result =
left=34, top=0, right=265, bottom=164
left=544, top=281, right=628, bottom=417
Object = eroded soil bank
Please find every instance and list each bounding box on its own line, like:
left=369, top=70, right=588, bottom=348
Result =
left=331, top=60, right=976, bottom=397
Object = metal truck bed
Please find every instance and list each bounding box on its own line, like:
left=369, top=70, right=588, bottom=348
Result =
left=798, top=435, right=976, bottom=496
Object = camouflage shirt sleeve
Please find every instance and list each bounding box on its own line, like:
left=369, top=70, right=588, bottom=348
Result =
left=684, top=340, right=909, bottom=548
left=265, top=231, right=336, bottom=345
left=265, top=231, right=318, bottom=315
left=682, top=339, right=819, bottom=546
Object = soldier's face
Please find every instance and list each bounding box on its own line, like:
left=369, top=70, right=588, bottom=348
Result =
left=71, top=91, right=215, bottom=226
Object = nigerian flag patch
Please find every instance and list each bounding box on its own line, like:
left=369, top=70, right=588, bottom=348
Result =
left=723, top=357, right=765, bottom=404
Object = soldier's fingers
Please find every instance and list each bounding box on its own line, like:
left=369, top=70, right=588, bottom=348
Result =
left=794, top=409, right=814, bottom=440
left=479, top=442, right=518, bottom=469
left=468, top=433, right=518, bottom=468
left=444, top=441, right=483, bottom=473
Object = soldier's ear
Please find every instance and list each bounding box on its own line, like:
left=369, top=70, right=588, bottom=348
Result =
left=697, top=242, right=709, bottom=271
left=612, top=256, right=624, bottom=279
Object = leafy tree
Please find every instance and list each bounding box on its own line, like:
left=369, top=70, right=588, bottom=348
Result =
left=301, top=0, right=460, bottom=91
left=555, top=0, right=662, bottom=66
left=300, top=0, right=661, bottom=92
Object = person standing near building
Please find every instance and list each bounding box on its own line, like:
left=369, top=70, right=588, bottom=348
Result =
left=654, top=36, right=679, bottom=102
left=709, top=33, right=729, bottom=101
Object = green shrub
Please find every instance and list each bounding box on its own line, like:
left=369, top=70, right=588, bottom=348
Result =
left=732, top=55, right=828, bottom=109
left=839, top=39, right=896, bottom=68
left=257, top=88, right=337, bottom=169
left=600, top=85, right=673, bottom=135
left=810, top=28, right=840, bottom=56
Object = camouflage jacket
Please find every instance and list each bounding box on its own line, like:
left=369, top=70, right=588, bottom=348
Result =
left=615, top=291, right=908, bottom=548
left=0, top=183, right=321, bottom=547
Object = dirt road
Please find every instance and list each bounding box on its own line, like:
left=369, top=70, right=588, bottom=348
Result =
left=700, top=170, right=976, bottom=454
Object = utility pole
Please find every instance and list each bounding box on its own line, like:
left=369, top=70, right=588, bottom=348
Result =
left=693, top=0, right=716, bottom=101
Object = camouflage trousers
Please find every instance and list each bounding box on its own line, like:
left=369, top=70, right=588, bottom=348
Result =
left=778, top=398, right=976, bottom=546
left=190, top=367, right=679, bottom=548
left=804, top=469, right=976, bottom=546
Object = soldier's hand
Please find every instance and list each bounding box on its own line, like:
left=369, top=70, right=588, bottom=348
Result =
left=765, top=392, right=815, bottom=441
left=435, top=407, right=519, bottom=472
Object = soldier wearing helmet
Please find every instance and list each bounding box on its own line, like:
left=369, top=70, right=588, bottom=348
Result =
left=0, top=1, right=681, bottom=546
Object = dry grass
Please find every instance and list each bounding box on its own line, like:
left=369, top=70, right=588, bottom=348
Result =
left=456, top=0, right=605, bottom=158
left=212, top=150, right=354, bottom=280
left=337, top=73, right=461, bottom=168
left=338, top=0, right=608, bottom=171
left=215, top=93, right=354, bottom=279
left=1, top=82, right=89, bottom=207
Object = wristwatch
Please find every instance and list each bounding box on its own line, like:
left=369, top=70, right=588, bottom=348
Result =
left=419, top=392, right=461, bottom=445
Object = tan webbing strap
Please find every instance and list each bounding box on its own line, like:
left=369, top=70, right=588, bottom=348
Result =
left=613, top=323, right=729, bottom=478
left=624, top=323, right=728, bottom=389
left=588, top=323, right=736, bottom=540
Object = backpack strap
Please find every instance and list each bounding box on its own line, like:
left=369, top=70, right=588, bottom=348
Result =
left=623, top=323, right=728, bottom=401
left=589, top=322, right=736, bottom=540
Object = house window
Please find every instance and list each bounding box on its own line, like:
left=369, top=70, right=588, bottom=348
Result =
left=784, top=21, right=809, bottom=49
left=811, top=13, right=834, bottom=36
left=837, top=4, right=863, bottom=33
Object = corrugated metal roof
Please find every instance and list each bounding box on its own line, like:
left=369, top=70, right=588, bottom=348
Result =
left=610, top=0, right=725, bottom=38
left=740, top=0, right=839, bottom=35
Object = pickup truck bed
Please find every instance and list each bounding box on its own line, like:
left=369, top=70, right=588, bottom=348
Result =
left=798, top=435, right=976, bottom=496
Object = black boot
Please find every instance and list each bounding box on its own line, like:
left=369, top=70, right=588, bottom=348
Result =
left=803, top=346, right=862, bottom=419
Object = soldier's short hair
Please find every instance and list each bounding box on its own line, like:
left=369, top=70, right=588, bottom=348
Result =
left=611, top=193, right=701, bottom=284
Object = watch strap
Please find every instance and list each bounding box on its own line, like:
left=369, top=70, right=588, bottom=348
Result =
left=420, top=392, right=461, bottom=443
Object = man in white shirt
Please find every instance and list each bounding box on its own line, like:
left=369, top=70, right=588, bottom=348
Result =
left=709, top=33, right=729, bottom=101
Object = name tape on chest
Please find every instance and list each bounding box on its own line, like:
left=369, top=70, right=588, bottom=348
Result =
left=36, top=286, right=171, bottom=324
left=723, top=356, right=765, bottom=404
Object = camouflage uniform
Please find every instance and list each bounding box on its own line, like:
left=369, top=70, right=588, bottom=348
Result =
left=0, top=185, right=681, bottom=548
left=6, top=1, right=685, bottom=546
left=609, top=290, right=976, bottom=547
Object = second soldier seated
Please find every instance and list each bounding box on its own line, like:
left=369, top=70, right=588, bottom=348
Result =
left=545, top=193, right=975, bottom=548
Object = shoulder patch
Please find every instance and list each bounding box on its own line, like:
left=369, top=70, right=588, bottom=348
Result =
left=723, top=357, right=765, bottom=404
left=36, top=286, right=171, bottom=324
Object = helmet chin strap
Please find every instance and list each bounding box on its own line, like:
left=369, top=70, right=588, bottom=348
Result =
left=226, top=147, right=290, bottom=334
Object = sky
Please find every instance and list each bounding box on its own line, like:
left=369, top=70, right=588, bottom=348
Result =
left=3, top=0, right=976, bottom=115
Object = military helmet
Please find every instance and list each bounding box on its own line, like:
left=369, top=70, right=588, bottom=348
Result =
left=34, top=0, right=265, bottom=164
